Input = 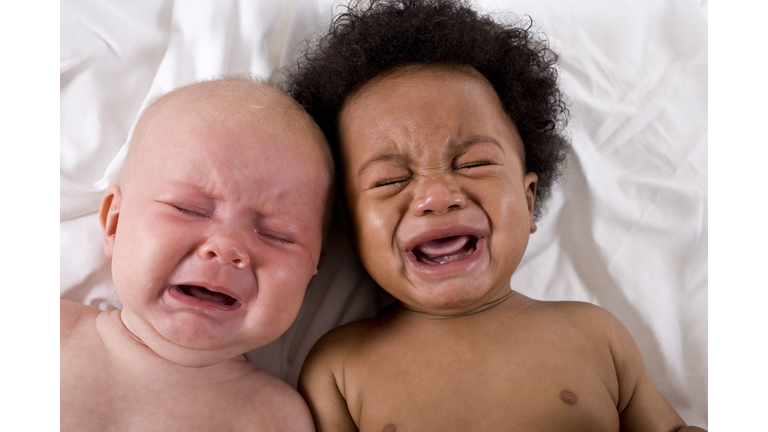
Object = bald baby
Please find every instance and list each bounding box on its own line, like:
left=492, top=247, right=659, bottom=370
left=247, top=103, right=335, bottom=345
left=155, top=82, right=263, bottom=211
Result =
left=122, top=77, right=334, bottom=231
left=61, top=77, right=329, bottom=432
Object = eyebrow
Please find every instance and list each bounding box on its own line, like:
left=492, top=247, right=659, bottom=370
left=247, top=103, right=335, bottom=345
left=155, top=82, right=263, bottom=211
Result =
left=456, top=136, right=504, bottom=154
left=356, top=137, right=506, bottom=177
left=356, top=153, right=411, bottom=177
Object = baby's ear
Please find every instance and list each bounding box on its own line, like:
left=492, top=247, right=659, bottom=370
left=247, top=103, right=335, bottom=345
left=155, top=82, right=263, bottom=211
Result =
left=524, top=172, right=538, bottom=233
left=99, top=185, right=122, bottom=258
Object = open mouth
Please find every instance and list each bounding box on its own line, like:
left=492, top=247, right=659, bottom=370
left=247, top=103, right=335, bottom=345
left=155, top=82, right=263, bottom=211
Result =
left=176, top=285, right=239, bottom=307
left=411, top=235, right=479, bottom=265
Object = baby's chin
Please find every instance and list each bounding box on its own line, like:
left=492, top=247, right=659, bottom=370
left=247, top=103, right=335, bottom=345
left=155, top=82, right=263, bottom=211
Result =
left=119, top=309, right=267, bottom=368
left=397, top=282, right=512, bottom=317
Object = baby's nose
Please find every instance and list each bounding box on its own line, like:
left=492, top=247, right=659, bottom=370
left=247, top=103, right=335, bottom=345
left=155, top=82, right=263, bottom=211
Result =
left=198, top=233, right=249, bottom=269
left=411, top=178, right=466, bottom=216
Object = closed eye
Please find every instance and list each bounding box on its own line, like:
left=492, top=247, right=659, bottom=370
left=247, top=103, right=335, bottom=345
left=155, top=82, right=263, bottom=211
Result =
left=257, top=230, right=295, bottom=245
left=455, top=160, right=494, bottom=170
left=174, top=205, right=210, bottom=218
left=374, top=177, right=411, bottom=188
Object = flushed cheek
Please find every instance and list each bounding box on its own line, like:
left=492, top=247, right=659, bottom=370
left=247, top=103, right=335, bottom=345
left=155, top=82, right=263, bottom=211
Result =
left=484, top=197, right=532, bottom=270
left=268, top=248, right=317, bottom=286
left=113, top=229, right=191, bottom=309
left=266, top=259, right=316, bottom=293
left=249, top=259, right=313, bottom=334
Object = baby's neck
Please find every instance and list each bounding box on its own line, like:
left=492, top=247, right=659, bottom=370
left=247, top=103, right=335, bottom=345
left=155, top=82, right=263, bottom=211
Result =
left=401, top=289, right=518, bottom=320
left=119, top=313, right=147, bottom=345
left=99, top=310, right=250, bottom=372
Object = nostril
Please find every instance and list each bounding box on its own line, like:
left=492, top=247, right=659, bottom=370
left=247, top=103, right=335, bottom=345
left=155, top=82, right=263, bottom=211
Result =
left=199, top=242, right=248, bottom=268
left=413, top=191, right=466, bottom=216
left=450, top=192, right=466, bottom=208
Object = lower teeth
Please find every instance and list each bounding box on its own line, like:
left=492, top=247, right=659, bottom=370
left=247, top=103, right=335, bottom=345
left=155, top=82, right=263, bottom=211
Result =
left=424, top=249, right=471, bottom=264
left=429, top=255, right=456, bottom=264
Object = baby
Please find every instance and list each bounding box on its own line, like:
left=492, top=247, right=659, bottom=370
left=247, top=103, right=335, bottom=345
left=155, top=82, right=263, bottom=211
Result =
left=287, top=1, right=706, bottom=431
left=60, top=77, right=331, bottom=431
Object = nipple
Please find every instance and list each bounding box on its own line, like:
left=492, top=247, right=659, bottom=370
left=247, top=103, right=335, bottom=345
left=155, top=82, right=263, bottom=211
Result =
left=559, top=390, right=578, bottom=405
left=382, top=424, right=397, bottom=432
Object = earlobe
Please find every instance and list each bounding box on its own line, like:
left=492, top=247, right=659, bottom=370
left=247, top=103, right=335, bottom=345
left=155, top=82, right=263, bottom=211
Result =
left=524, top=172, right=538, bottom=233
left=100, top=185, right=122, bottom=258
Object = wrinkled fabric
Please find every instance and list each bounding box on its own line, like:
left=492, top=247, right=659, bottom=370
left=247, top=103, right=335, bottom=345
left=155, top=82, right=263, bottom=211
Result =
left=60, top=0, right=707, bottom=427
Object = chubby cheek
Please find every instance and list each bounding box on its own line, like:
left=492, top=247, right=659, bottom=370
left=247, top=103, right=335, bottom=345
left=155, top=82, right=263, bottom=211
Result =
left=112, top=213, right=189, bottom=306
left=350, top=199, right=401, bottom=275
left=487, top=189, right=532, bottom=269
left=268, top=260, right=313, bottom=300
left=250, top=255, right=314, bottom=335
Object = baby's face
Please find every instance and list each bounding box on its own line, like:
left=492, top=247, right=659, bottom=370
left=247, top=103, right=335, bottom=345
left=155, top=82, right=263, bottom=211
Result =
left=338, top=65, right=537, bottom=316
left=104, top=93, right=330, bottom=365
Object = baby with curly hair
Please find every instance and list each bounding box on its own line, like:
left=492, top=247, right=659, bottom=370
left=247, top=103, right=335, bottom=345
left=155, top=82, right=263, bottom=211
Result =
left=287, top=1, right=706, bottom=431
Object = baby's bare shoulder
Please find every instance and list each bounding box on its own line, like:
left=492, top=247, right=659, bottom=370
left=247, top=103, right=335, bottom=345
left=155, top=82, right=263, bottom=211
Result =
left=60, top=299, right=100, bottom=344
left=527, top=299, right=626, bottom=337
left=299, top=320, right=365, bottom=391
left=533, top=299, right=691, bottom=429
left=305, top=312, right=389, bottom=361
left=298, top=318, right=380, bottom=431
left=550, top=301, right=639, bottom=352
left=533, top=297, right=612, bottom=318
left=515, top=299, right=641, bottom=370
left=233, top=368, right=315, bottom=431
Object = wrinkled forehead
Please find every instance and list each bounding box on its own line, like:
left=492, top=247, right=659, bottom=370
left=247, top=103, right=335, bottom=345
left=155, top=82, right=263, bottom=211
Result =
left=340, top=64, right=523, bottom=158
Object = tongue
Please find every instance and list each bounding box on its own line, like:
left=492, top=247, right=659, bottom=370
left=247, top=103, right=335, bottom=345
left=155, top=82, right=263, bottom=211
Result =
left=182, top=286, right=237, bottom=306
left=416, top=235, right=471, bottom=257
left=413, top=235, right=476, bottom=264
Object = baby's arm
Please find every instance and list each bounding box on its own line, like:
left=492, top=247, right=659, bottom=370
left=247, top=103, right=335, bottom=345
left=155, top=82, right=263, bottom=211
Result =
left=603, top=308, right=706, bottom=431
left=298, top=328, right=358, bottom=432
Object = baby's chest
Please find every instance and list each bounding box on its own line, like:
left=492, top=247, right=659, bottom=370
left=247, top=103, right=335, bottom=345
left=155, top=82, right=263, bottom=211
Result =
left=116, top=388, right=238, bottom=431
left=64, top=370, right=271, bottom=432
left=345, top=337, right=620, bottom=432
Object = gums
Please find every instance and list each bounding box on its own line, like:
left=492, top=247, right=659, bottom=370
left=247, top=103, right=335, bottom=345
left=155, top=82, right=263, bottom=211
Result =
left=412, top=235, right=478, bottom=265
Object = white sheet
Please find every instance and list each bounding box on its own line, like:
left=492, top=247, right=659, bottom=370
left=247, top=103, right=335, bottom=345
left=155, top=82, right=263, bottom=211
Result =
left=60, top=0, right=707, bottom=427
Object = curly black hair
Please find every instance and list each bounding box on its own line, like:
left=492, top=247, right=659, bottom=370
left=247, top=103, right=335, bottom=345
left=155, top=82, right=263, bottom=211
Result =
left=287, top=0, right=569, bottom=220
